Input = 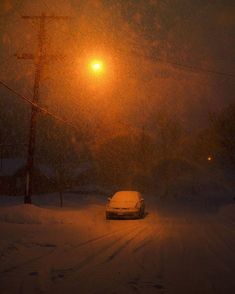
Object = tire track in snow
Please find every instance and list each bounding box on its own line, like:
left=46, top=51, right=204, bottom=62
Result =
left=52, top=215, right=169, bottom=294
left=132, top=237, right=152, bottom=254
left=0, top=247, right=56, bottom=274
left=51, top=224, right=151, bottom=294
left=121, top=219, right=167, bottom=294
left=171, top=216, right=207, bottom=292
left=69, top=223, right=140, bottom=250
left=146, top=218, right=177, bottom=292
left=104, top=226, right=148, bottom=262
left=50, top=225, right=145, bottom=281
left=153, top=216, right=188, bottom=294
left=132, top=219, right=165, bottom=254
left=1, top=224, right=142, bottom=294
left=0, top=223, right=138, bottom=275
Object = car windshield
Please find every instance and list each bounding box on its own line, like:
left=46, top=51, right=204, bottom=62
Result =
left=111, top=191, right=140, bottom=202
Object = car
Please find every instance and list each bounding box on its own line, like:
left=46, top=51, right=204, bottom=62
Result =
left=106, top=191, right=145, bottom=219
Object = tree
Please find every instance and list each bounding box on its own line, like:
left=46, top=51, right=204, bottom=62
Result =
left=95, top=132, right=156, bottom=191
left=152, top=111, right=184, bottom=197
left=36, top=116, right=91, bottom=205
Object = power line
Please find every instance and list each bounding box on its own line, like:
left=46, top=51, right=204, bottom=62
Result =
left=0, top=79, right=76, bottom=127
left=128, top=48, right=235, bottom=78
left=154, top=57, right=235, bottom=78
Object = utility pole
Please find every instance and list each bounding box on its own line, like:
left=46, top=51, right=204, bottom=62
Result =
left=140, top=125, right=146, bottom=169
left=16, top=13, right=69, bottom=204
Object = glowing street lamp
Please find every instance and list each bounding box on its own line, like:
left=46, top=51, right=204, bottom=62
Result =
left=83, top=56, right=112, bottom=89
left=90, top=59, right=104, bottom=74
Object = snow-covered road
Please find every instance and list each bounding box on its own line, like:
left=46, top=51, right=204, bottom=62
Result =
left=0, top=197, right=234, bottom=294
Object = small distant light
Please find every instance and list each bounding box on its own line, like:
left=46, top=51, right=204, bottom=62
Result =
left=207, top=156, right=212, bottom=161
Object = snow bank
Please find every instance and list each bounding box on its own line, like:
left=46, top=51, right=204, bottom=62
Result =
left=0, top=192, right=107, bottom=207
left=0, top=204, right=102, bottom=225
left=0, top=204, right=68, bottom=224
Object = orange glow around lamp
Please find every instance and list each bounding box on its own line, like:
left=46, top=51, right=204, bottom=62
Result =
left=90, top=60, right=104, bottom=74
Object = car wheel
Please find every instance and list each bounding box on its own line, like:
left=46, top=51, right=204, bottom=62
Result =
left=139, top=208, right=145, bottom=219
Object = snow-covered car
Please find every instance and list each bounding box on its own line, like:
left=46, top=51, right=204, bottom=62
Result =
left=106, top=191, right=145, bottom=219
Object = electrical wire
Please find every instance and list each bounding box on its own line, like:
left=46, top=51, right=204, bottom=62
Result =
left=0, top=79, right=77, bottom=130
left=154, top=57, right=235, bottom=78
left=128, top=48, right=235, bottom=78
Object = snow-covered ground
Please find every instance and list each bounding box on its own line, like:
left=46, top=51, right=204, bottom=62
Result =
left=0, top=192, right=234, bottom=294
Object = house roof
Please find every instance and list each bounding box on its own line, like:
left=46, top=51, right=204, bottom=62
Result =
left=73, top=161, right=92, bottom=177
left=0, top=158, right=26, bottom=177
left=0, top=158, right=92, bottom=179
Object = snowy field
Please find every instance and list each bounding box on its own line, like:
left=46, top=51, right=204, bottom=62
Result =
left=0, top=192, right=234, bottom=294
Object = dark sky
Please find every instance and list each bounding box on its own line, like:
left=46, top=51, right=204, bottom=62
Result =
left=0, top=0, right=234, bottom=137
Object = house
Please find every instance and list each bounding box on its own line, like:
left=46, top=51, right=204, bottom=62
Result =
left=65, top=161, right=103, bottom=194
left=0, top=158, right=56, bottom=196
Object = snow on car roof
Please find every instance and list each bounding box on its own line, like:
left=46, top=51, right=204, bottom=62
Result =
left=112, top=191, right=141, bottom=201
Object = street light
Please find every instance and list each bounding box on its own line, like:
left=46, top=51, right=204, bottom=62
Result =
left=82, top=55, right=114, bottom=90
left=90, top=59, right=104, bottom=74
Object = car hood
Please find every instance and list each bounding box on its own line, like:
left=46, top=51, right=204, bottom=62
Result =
left=109, top=201, right=137, bottom=209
